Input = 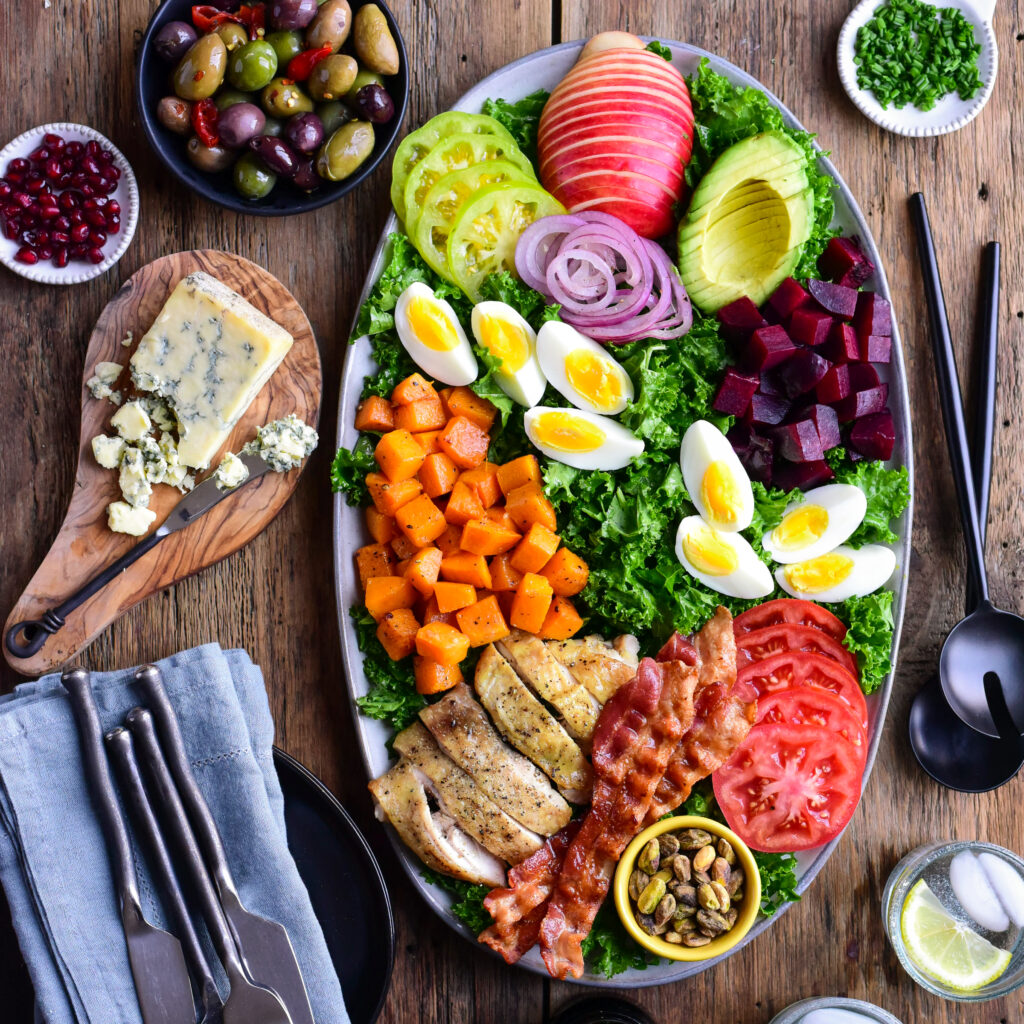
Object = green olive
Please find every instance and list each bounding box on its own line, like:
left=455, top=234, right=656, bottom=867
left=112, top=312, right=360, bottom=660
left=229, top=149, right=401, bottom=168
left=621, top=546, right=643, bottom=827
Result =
left=233, top=152, right=278, bottom=199
left=315, top=99, right=352, bottom=136
left=216, top=22, right=248, bottom=52
left=173, top=34, right=227, bottom=101
left=186, top=136, right=234, bottom=173
left=227, top=39, right=279, bottom=92
left=305, top=0, right=351, bottom=53
left=316, top=120, right=374, bottom=181
left=308, top=53, right=357, bottom=102
left=261, top=116, right=285, bottom=137
left=214, top=87, right=256, bottom=111
left=265, top=29, right=304, bottom=66
left=344, top=68, right=383, bottom=105
left=352, top=3, right=399, bottom=75
left=261, top=76, right=314, bottom=117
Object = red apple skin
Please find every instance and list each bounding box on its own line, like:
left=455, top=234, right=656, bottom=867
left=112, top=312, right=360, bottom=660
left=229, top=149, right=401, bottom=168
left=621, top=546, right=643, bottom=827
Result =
left=538, top=46, right=695, bottom=237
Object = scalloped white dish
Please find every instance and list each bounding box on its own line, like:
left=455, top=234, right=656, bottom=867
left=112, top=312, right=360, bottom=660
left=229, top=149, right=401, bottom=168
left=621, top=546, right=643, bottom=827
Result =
left=333, top=39, right=914, bottom=987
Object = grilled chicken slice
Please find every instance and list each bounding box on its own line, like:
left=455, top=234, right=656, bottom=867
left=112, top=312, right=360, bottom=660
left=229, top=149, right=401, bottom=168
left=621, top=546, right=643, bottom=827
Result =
left=368, top=760, right=506, bottom=887
left=419, top=684, right=572, bottom=836
left=474, top=645, right=593, bottom=804
left=545, top=633, right=640, bottom=704
left=393, top=723, right=543, bottom=864
left=498, top=630, right=601, bottom=741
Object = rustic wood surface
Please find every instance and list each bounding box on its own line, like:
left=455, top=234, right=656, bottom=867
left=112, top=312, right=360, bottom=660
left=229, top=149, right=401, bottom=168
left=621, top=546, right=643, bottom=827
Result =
left=1, top=1, right=1022, bottom=1021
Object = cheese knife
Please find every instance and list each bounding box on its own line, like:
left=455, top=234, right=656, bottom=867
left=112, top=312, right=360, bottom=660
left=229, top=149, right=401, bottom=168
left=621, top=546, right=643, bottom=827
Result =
left=5, top=452, right=270, bottom=659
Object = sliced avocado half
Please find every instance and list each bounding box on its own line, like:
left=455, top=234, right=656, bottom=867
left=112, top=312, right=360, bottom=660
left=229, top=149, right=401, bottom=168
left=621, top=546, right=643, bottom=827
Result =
left=678, top=132, right=814, bottom=312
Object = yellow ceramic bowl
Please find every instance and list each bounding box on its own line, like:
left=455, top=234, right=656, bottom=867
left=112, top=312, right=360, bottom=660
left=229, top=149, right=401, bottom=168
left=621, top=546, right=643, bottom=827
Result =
left=613, top=815, right=761, bottom=962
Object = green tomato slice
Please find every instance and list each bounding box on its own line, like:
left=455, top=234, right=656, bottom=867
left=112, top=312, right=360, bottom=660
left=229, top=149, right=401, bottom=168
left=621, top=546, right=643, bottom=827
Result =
left=446, top=182, right=566, bottom=302
left=413, top=160, right=536, bottom=279
left=390, top=112, right=515, bottom=222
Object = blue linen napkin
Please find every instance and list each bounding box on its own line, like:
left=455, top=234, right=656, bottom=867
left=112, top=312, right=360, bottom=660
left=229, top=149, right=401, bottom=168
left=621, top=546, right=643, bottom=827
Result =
left=0, top=643, right=349, bottom=1024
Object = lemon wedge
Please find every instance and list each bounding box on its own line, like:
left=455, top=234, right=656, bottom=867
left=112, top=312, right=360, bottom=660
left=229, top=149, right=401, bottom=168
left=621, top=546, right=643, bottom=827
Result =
left=901, top=879, right=1012, bottom=991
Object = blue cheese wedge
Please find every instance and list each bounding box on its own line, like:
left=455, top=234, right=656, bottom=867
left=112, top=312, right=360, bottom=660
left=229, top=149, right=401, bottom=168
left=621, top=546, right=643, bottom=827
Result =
left=130, top=271, right=294, bottom=470
left=243, top=414, right=318, bottom=472
left=212, top=451, right=250, bottom=491
left=111, top=400, right=152, bottom=442
left=119, top=447, right=152, bottom=508
left=91, top=434, right=126, bottom=470
left=107, top=501, right=156, bottom=536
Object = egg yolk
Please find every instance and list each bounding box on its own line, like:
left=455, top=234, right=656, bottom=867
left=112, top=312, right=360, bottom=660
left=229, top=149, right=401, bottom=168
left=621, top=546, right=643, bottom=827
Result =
left=564, top=351, right=623, bottom=411
left=784, top=552, right=855, bottom=594
left=701, top=461, right=743, bottom=526
left=772, top=504, right=829, bottom=550
left=408, top=297, right=458, bottom=351
left=682, top=523, right=740, bottom=576
left=533, top=411, right=605, bottom=453
left=478, top=316, right=530, bottom=371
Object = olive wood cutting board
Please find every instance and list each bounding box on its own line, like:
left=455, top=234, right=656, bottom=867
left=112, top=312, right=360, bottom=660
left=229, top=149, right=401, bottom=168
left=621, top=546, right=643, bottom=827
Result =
left=3, top=249, right=322, bottom=676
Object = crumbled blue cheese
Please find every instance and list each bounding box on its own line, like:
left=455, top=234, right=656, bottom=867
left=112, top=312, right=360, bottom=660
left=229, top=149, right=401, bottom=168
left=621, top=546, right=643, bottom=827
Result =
left=91, top=434, right=126, bottom=470
left=242, top=414, right=318, bottom=473
left=111, top=400, right=152, bottom=442
left=86, top=361, right=125, bottom=405
left=121, top=330, right=134, bottom=348
left=141, top=396, right=178, bottom=434
left=107, top=501, right=156, bottom=536
left=212, top=451, right=250, bottom=491
left=119, top=447, right=152, bottom=508
left=135, top=436, right=170, bottom=484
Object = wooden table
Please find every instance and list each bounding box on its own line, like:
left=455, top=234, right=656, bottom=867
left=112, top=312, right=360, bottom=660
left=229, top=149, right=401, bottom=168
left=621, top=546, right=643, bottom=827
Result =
left=2, top=1, right=1022, bottom=1021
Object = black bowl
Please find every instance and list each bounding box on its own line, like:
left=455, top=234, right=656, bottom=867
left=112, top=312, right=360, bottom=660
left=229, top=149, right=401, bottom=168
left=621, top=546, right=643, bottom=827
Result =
left=136, top=0, right=409, bottom=216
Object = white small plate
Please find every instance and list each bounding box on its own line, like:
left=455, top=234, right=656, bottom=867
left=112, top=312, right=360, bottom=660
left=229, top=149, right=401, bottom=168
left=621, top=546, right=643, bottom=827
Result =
left=0, top=122, right=139, bottom=286
left=837, top=0, right=998, bottom=137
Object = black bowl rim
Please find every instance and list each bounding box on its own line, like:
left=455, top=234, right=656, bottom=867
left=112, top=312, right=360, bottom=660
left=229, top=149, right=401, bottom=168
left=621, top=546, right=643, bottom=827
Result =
left=135, top=0, right=409, bottom=217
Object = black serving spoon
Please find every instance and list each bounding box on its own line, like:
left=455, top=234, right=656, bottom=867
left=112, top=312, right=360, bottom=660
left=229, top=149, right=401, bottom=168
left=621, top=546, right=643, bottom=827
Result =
left=909, top=241, right=1024, bottom=791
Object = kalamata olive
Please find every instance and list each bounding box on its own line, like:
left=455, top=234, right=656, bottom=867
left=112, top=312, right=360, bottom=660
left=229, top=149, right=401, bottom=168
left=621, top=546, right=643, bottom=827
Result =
left=156, top=96, right=192, bottom=135
left=269, top=0, right=318, bottom=31
left=218, top=102, right=267, bottom=148
left=284, top=112, right=324, bottom=153
left=292, top=157, right=320, bottom=191
left=154, top=21, right=197, bottom=64
left=353, top=83, right=394, bottom=124
left=249, top=135, right=298, bottom=177
left=186, top=136, right=234, bottom=173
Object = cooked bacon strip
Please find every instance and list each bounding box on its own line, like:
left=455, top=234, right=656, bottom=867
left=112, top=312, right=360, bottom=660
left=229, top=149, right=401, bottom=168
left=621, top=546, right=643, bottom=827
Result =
left=656, top=631, right=697, bottom=664
left=479, top=821, right=579, bottom=963
left=538, top=657, right=699, bottom=979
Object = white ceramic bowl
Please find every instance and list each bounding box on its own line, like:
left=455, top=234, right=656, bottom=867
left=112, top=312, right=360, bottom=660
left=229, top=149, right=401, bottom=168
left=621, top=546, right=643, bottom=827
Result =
left=769, top=996, right=904, bottom=1024
left=837, top=0, right=998, bottom=137
left=0, top=122, right=139, bottom=285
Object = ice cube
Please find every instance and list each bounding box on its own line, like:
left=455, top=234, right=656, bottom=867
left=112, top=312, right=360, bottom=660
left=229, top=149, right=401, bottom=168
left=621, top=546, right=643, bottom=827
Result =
left=950, top=850, right=1010, bottom=932
left=978, top=852, right=1024, bottom=928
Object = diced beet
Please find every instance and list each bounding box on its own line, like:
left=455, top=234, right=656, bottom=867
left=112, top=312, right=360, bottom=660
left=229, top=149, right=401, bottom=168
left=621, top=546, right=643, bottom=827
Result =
left=729, top=424, right=774, bottom=484
left=821, top=322, right=860, bottom=364
left=801, top=403, right=842, bottom=451
left=769, top=349, right=832, bottom=399
left=853, top=292, right=892, bottom=339
left=727, top=421, right=754, bottom=454
left=834, top=383, right=889, bottom=422
left=818, top=236, right=874, bottom=287
left=745, top=324, right=798, bottom=371
left=850, top=410, right=896, bottom=461
left=860, top=334, right=892, bottom=363
left=817, top=364, right=852, bottom=404
left=848, top=363, right=880, bottom=390
left=745, top=391, right=791, bottom=427
left=806, top=278, right=859, bottom=320
left=770, top=420, right=825, bottom=462
left=765, top=277, right=811, bottom=320
left=758, top=372, right=784, bottom=397
left=717, top=296, right=768, bottom=340
left=713, top=368, right=760, bottom=416
left=773, top=459, right=836, bottom=492
left=788, top=306, right=834, bottom=347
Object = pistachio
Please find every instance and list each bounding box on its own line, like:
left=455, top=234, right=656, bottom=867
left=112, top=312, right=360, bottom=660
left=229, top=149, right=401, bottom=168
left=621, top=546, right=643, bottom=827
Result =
left=697, top=882, right=721, bottom=912
left=732, top=889, right=744, bottom=905
left=727, top=866, right=745, bottom=897
left=672, top=903, right=697, bottom=922
left=682, top=933, right=712, bottom=947
left=672, top=912, right=698, bottom=933
left=692, top=868, right=711, bottom=888
left=671, top=854, right=691, bottom=883
left=637, top=877, right=667, bottom=915
left=672, top=882, right=697, bottom=907
left=725, top=907, right=739, bottom=929
left=710, top=881, right=731, bottom=913
left=697, top=908, right=729, bottom=937
left=658, top=833, right=680, bottom=858
left=628, top=869, right=650, bottom=902
left=636, top=912, right=659, bottom=936
left=638, top=838, right=661, bottom=875
left=711, top=857, right=732, bottom=886
left=652, top=868, right=673, bottom=885
left=665, top=930, right=684, bottom=944
left=692, top=845, right=716, bottom=873
left=676, top=828, right=714, bottom=851
left=716, top=837, right=737, bottom=865
left=654, top=893, right=677, bottom=928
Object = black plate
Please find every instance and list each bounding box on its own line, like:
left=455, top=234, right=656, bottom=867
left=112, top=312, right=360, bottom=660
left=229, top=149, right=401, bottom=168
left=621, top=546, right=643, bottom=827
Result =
left=0, top=748, right=394, bottom=1023
left=136, top=0, right=409, bottom=216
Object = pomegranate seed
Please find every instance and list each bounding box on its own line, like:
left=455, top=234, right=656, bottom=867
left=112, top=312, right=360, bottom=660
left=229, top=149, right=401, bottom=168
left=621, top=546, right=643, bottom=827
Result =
left=0, top=182, right=10, bottom=200
left=18, top=228, right=36, bottom=245
left=80, top=156, right=100, bottom=176
left=5, top=170, right=23, bottom=186
left=85, top=140, right=101, bottom=157
left=43, top=133, right=64, bottom=149
left=12, top=191, right=31, bottom=209
left=58, top=191, right=77, bottom=211
left=87, top=195, right=108, bottom=209
left=70, top=222, right=89, bottom=242
left=21, top=211, right=38, bottom=228
left=51, top=247, right=69, bottom=268
left=24, top=176, right=44, bottom=195
left=50, top=230, right=70, bottom=245
left=57, top=173, right=73, bottom=188
left=34, top=229, right=50, bottom=244
left=85, top=209, right=106, bottom=227
left=88, top=228, right=107, bottom=247
left=2, top=219, right=19, bottom=240
left=87, top=173, right=106, bottom=192
left=70, top=242, right=89, bottom=259
left=101, top=179, right=117, bottom=195
left=99, top=150, right=115, bottom=164
left=37, top=244, right=54, bottom=260
left=15, top=247, right=38, bottom=265
left=79, top=183, right=98, bottom=197
left=86, top=246, right=104, bottom=264
left=70, top=171, right=88, bottom=189
left=106, top=199, right=121, bottom=216
left=106, top=213, right=121, bottom=233
left=107, top=165, right=122, bottom=181
left=7, top=158, right=29, bottom=174
left=65, top=141, right=84, bottom=158
left=54, top=215, right=70, bottom=231
left=69, top=210, right=84, bottom=225
left=37, top=206, right=59, bottom=221
left=44, top=158, right=62, bottom=180
left=28, top=146, right=49, bottom=165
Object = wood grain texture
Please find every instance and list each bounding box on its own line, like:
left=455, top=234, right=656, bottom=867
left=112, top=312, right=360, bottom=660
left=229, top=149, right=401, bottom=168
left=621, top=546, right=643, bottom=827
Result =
left=1, top=1, right=1023, bottom=1022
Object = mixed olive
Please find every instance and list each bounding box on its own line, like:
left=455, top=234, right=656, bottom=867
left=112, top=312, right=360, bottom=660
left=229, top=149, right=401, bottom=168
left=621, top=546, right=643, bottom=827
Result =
left=151, top=0, right=400, bottom=200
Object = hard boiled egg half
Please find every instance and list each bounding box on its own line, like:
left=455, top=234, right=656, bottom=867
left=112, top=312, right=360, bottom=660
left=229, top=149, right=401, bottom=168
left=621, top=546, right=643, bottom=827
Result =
left=675, top=516, right=774, bottom=599
left=394, top=282, right=477, bottom=386
left=762, top=484, right=868, bottom=564
left=680, top=420, right=754, bottom=533
left=775, top=544, right=896, bottom=603
left=536, top=321, right=634, bottom=415
left=470, top=301, right=546, bottom=407
left=524, top=407, right=643, bottom=470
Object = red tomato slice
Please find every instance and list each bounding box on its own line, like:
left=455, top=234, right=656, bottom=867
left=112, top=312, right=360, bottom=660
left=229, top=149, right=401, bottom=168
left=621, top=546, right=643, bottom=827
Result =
left=713, top=719, right=865, bottom=852
left=733, top=599, right=847, bottom=641
left=755, top=689, right=867, bottom=767
left=736, top=623, right=859, bottom=679
left=738, top=651, right=868, bottom=729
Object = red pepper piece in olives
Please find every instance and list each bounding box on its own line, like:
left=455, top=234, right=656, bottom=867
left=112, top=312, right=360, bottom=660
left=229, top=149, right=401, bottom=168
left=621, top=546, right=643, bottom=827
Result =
left=249, top=135, right=298, bottom=177
left=269, top=0, right=318, bottom=31
left=218, top=103, right=267, bottom=148
left=292, top=157, right=320, bottom=191
left=154, top=21, right=198, bottom=65
left=353, top=83, right=394, bottom=124
left=284, top=112, right=324, bottom=154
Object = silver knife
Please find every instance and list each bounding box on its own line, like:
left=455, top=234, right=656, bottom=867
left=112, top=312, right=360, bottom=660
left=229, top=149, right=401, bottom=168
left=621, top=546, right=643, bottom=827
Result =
left=6, top=453, right=271, bottom=659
